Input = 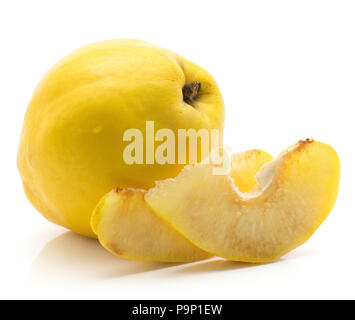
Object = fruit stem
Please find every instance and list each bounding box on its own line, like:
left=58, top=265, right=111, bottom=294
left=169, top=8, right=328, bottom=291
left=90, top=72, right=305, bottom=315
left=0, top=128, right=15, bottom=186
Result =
left=183, top=82, right=201, bottom=105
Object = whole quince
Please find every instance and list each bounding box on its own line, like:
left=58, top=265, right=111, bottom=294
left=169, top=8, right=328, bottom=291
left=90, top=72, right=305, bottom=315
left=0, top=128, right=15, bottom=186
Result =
left=18, top=39, right=224, bottom=237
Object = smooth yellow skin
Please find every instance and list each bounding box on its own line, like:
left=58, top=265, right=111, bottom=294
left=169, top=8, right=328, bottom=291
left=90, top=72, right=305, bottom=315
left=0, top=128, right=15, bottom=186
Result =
left=230, top=150, right=273, bottom=192
left=91, top=150, right=270, bottom=262
left=146, top=140, right=340, bottom=263
left=17, top=39, right=224, bottom=237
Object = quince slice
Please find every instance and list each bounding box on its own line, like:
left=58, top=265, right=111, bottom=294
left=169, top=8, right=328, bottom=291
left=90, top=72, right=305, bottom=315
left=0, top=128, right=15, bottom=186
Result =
left=91, top=188, right=211, bottom=262
left=91, top=150, right=272, bottom=262
left=146, top=140, right=340, bottom=263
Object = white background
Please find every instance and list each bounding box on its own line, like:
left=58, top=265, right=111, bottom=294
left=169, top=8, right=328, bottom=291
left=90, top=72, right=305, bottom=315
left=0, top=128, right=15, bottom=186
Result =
left=1, top=0, right=354, bottom=299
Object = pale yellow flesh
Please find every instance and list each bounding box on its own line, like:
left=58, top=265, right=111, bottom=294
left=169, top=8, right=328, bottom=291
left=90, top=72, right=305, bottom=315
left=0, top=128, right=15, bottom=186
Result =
left=91, top=150, right=272, bottom=262
left=91, top=189, right=211, bottom=262
left=146, top=140, right=340, bottom=263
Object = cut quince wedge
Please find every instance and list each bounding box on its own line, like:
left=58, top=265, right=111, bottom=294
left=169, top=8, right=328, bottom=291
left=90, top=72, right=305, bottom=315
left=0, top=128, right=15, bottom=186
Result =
left=91, top=150, right=272, bottom=262
left=146, top=140, right=340, bottom=263
left=91, top=188, right=211, bottom=262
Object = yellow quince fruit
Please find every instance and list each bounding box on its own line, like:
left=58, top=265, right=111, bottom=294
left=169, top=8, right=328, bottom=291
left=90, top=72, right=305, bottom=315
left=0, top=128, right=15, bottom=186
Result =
left=17, top=39, right=224, bottom=237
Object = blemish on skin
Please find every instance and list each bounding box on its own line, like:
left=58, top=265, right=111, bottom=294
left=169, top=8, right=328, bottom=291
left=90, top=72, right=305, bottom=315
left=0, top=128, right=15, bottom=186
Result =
left=93, top=126, right=103, bottom=134
left=299, top=138, right=314, bottom=145
left=122, top=189, right=136, bottom=198
left=108, top=243, right=123, bottom=256
left=295, top=138, right=314, bottom=153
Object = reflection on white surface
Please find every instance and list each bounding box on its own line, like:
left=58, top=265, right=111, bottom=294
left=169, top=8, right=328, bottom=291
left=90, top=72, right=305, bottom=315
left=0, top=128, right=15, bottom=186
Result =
left=30, top=230, right=277, bottom=285
left=27, top=230, right=318, bottom=299
left=30, top=230, right=312, bottom=282
left=31, top=231, right=182, bottom=284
